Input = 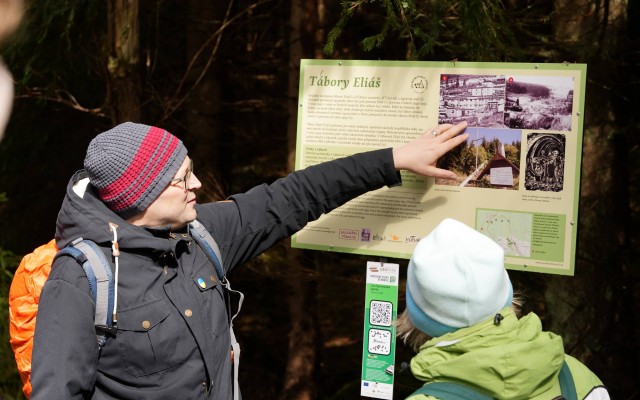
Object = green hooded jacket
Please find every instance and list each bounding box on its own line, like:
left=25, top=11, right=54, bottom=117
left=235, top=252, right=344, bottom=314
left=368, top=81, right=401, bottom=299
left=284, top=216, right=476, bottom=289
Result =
left=407, top=308, right=608, bottom=400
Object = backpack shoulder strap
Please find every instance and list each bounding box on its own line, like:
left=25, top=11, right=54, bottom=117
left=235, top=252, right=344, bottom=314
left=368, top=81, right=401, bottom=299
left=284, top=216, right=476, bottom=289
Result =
left=55, top=238, right=115, bottom=347
left=410, top=381, right=493, bottom=400
left=559, top=360, right=578, bottom=400
left=188, top=220, right=243, bottom=400
left=189, top=220, right=225, bottom=281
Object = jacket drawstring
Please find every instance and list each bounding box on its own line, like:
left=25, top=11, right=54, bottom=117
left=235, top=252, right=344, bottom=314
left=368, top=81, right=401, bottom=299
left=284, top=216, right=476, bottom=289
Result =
left=109, top=222, right=120, bottom=329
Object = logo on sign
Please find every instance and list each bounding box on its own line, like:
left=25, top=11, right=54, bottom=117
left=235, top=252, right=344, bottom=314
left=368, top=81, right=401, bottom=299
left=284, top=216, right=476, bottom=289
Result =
left=339, top=229, right=359, bottom=240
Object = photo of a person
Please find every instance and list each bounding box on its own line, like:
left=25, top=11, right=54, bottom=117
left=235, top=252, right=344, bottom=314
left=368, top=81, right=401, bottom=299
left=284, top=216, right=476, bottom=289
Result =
left=525, top=132, right=566, bottom=192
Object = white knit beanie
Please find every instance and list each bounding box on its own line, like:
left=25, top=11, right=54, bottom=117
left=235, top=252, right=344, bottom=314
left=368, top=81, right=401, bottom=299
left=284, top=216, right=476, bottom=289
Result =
left=406, top=218, right=513, bottom=337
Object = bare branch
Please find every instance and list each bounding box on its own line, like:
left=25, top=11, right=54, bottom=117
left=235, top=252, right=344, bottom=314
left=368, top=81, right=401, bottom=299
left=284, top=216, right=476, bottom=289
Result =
left=160, top=0, right=270, bottom=121
left=16, top=88, right=106, bottom=117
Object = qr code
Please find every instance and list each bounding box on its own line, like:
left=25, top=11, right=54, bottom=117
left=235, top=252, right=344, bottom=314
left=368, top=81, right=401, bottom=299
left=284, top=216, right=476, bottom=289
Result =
left=369, top=300, right=392, bottom=327
left=368, top=328, right=392, bottom=355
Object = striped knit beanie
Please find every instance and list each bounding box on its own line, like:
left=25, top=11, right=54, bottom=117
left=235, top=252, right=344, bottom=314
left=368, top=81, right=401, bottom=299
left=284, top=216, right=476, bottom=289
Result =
left=406, top=218, right=513, bottom=337
left=84, top=122, right=188, bottom=219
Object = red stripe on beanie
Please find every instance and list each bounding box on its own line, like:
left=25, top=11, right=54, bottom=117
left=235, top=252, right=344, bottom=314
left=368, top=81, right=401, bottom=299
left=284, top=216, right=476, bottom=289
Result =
left=99, top=126, right=180, bottom=212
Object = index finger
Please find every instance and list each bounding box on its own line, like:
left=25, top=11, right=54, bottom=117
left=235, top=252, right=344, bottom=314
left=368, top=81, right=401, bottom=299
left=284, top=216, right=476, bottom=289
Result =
left=436, top=121, right=468, bottom=141
left=436, top=122, right=469, bottom=155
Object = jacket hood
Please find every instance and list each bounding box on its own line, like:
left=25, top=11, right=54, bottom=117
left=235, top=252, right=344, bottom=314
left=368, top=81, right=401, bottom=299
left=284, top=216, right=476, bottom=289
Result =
left=55, top=170, right=178, bottom=255
left=410, top=308, right=565, bottom=399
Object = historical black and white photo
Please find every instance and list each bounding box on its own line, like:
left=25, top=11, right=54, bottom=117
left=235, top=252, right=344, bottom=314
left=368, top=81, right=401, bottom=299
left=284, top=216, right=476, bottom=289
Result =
left=505, top=75, right=574, bottom=131
left=525, top=132, right=566, bottom=192
left=438, top=74, right=506, bottom=128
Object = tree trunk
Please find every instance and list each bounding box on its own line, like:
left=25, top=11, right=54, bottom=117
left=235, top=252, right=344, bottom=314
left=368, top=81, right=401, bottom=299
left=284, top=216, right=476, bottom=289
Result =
left=280, top=1, right=323, bottom=399
left=185, top=0, right=229, bottom=193
left=545, top=1, right=634, bottom=397
left=107, top=0, right=141, bottom=122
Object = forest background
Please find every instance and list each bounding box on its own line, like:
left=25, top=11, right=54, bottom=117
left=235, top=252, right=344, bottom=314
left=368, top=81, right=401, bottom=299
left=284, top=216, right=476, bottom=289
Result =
left=0, top=0, right=638, bottom=399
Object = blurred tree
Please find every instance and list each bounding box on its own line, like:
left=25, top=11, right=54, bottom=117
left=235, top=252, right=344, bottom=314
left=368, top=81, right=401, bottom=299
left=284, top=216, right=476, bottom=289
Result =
left=483, top=137, right=501, bottom=156
left=324, top=0, right=521, bottom=61
left=107, top=0, right=141, bottom=121
left=542, top=1, right=638, bottom=398
left=503, top=143, right=519, bottom=167
left=461, top=143, right=488, bottom=173
left=279, top=1, right=322, bottom=399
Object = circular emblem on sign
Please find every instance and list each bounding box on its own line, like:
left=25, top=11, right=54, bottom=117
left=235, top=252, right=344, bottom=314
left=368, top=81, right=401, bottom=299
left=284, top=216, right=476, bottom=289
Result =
left=411, top=75, right=428, bottom=93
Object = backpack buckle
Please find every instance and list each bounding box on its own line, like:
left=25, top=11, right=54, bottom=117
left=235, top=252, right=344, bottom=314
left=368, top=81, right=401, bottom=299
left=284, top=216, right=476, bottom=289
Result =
left=95, top=324, right=118, bottom=338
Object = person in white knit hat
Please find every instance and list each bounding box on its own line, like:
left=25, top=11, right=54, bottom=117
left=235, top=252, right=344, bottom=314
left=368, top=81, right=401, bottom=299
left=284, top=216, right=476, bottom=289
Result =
left=397, top=218, right=609, bottom=400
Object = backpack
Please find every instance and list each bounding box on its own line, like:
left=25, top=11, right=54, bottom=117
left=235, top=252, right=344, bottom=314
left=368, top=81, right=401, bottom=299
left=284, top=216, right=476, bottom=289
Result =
left=8, top=220, right=240, bottom=399
left=410, top=360, right=577, bottom=400
left=9, top=239, right=57, bottom=398
left=9, top=238, right=113, bottom=398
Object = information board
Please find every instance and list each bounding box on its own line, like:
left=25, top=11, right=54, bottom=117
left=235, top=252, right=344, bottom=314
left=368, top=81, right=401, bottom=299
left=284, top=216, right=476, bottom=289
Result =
left=292, top=59, right=587, bottom=275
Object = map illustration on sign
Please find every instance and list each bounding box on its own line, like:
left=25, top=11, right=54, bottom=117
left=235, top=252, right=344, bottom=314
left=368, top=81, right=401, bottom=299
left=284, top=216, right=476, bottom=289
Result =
left=477, top=210, right=533, bottom=257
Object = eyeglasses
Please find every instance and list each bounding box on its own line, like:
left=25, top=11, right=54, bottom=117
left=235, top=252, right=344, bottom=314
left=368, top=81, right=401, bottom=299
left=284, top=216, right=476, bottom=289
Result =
left=169, top=160, right=193, bottom=190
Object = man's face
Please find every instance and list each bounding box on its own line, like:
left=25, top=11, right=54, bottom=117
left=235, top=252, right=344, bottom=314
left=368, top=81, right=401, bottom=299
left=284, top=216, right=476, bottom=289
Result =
left=126, top=156, right=201, bottom=229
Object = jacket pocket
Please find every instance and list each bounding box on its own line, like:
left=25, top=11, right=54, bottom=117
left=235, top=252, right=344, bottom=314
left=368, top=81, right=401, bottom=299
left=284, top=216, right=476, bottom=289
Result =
left=116, top=299, right=196, bottom=377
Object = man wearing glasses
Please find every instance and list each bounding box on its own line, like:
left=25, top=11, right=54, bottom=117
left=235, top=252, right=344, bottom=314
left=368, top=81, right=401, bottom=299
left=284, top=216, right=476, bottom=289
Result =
left=31, top=121, right=468, bottom=399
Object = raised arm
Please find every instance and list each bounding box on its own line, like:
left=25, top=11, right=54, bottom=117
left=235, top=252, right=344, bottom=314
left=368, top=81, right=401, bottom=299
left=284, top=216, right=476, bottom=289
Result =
left=393, top=121, right=468, bottom=179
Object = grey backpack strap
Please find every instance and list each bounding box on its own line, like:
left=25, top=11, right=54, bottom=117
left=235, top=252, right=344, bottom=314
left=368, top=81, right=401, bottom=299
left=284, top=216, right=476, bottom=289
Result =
left=55, top=238, right=115, bottom=347
left=189, top=220, right=225, bottom=280
left=188, top=221, right=245, bottom=318
left=189, top=220, right=243, bottom=400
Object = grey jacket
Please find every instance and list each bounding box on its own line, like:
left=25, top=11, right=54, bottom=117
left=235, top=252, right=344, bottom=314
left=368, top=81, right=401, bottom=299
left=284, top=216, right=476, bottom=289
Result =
left=31, top=148, right=400, bottom=399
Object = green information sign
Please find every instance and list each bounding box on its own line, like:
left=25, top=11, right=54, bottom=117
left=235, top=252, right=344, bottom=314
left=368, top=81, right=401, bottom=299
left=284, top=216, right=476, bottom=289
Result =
left=361, top=262, right=399, bottom=399
left=293, top=59, right=588, bottom=276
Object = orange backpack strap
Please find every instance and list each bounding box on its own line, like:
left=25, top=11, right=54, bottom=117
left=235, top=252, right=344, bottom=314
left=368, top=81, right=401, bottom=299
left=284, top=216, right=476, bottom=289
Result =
left=9, top=239, right=58, bottom=398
